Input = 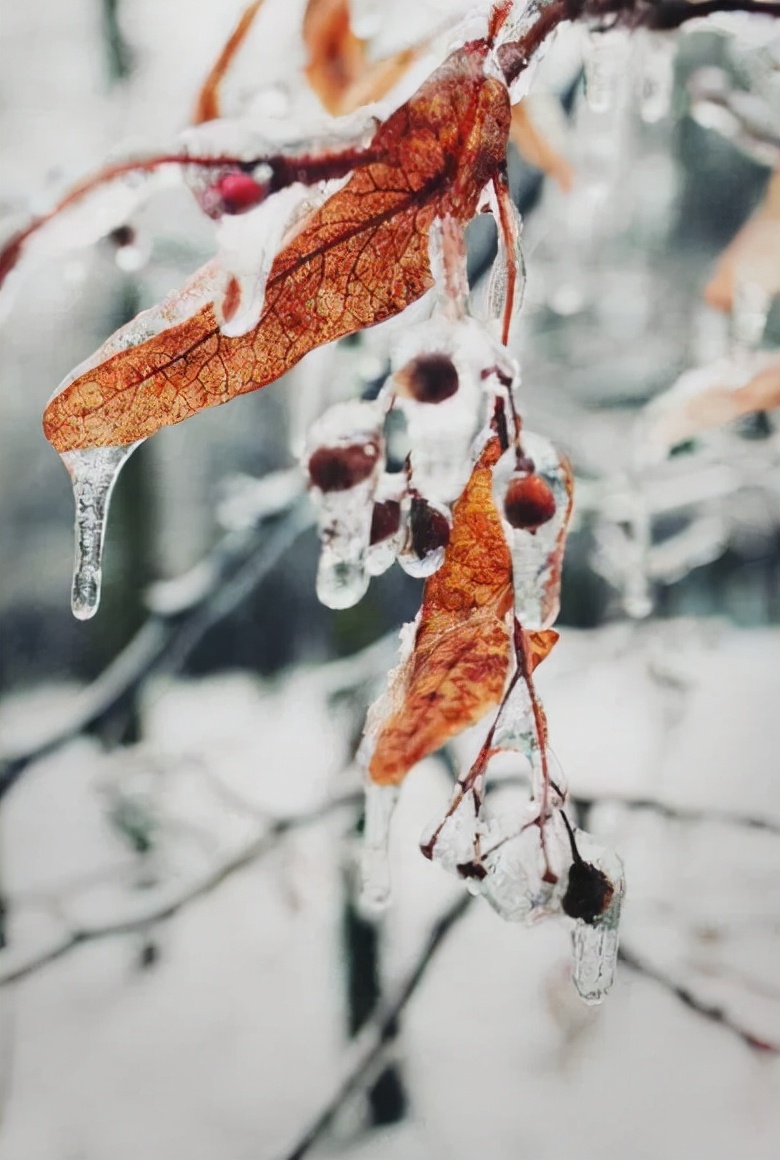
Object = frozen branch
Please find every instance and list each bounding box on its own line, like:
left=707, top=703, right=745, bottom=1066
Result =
left=0, top=790, right=362, bottom=988
left=278, top=894, right=474, bottom=1160
left=572, top=794, right=780, bottom=837
left=619, top=944, right=780, bottom=1054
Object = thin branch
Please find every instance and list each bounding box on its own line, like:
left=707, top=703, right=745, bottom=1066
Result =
left=278, top=893, right=474, bottom=1160
left=619, top=945, right=780, bottom=1054
left=0, top=790, right=362, bottom=988
left=0, top=495, right=313, bottom=800
left=572, top=794, right=780, bottom=837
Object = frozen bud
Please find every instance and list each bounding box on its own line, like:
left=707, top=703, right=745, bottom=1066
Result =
left=308, top=442, right=380, bottom=492
left=214, top=171, right=269, bottom=216
left=370, top=499, right=402, bottom=545
left=565, top=831, right=625, bottom=1005
left=503, top=473, right=557, bottom=532
left=396, top=352, right=459, bottom=404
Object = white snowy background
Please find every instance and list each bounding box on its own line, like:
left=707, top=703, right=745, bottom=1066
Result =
left=1, top=2, right=779, bottom=1159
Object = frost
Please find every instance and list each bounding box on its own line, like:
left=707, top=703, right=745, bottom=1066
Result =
left=60, top=442, right=144, bottom=620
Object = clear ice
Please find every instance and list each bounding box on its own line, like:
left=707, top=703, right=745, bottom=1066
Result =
left=359, top=782, right=399, bottom=914
left=486, top=197, right=527, bottom=336
left=493, top=433, right=572, bottom=631
left=61, top=441, right=143, bottom=620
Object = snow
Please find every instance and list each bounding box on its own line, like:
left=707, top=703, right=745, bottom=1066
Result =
left=0, top=622, right=778, bottom=1159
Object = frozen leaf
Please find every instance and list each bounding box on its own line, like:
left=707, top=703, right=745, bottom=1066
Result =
left=364, top=436, right=557, bottom=786
left=43, top=40, right=512, bottom=453
left=305, top=0, right=422, bottom=115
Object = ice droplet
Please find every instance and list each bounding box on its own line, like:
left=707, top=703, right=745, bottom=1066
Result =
left=493, top=433, right=573, bottom=630
left=359, top=782, right=399, bottom=914
left=366, top=474, right=405, bottom=576
left=61, top=441, right=143, bottom=619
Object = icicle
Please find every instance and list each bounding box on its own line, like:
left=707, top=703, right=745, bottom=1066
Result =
left=306, top=400, right=385, bottom=610
left=583, top=29, right=631, bottom=115
left=639, top=33, right=677, bottom=124
left=359, top=782, right=399, bottom=914
left=61, top=441, right=143, bottom=620
left=493, top=433, right=573, bottom=631
left=732, top=276, right=772, bottom=353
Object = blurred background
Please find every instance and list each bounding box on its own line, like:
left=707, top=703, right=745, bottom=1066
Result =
left=0, top=1, right=779, bottom=1158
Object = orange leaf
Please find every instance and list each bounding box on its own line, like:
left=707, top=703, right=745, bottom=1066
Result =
left=304, top=0, right=419, bottom=115
left=44, top=41, right=511, bottom=453
left=367, top=436, right=558, bottom=786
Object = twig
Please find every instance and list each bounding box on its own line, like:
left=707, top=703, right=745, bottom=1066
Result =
left=619, top=945, right=780, bottom=1054
left=278, top=894, right=474, bottom=1160
left=572, top=794, right=780, bottom=837
left=0, top=791, right=362, bottom=988
left=0, top=496, right=313, bottom=801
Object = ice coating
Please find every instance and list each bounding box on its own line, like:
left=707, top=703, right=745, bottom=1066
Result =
left=421, top=788, right=481, bottom=878
left=305, top=399, right=386, bottom=610
left=216, top=183, right=316, bottom=337
left=486, top=195, right=526, bottom=336
left=61, top=441, right=143, bottom=619
left=493, top=433, right=573, bottom=631
left=359, top=782, right=399, bottom=914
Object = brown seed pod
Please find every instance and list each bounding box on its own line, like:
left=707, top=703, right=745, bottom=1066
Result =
left=503, top=473, right=556, bottom=532
left=308, top=442, right=379, bottom=492
left=396, top=352, right=459, bottom=403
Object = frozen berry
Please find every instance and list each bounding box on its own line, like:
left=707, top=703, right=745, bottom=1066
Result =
left=308, top=443, right=379, bottom=492
left=562, top=860, right=614, bottom=924
left=215, top=172, right=268, bottom=215
left=397, top=353, right=459, bottom=403
left=503, top=474, right=556, bottom=531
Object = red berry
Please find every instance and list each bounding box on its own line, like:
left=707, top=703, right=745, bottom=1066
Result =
left=370, top=499, right=401, bottom=544
left=215, top=172, right=268, bottom=215
left=503, top=474, right=556, bottom=532
left=397, top=353, right=459, bottom=403
left=308, top=443, right=379, bottom=492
